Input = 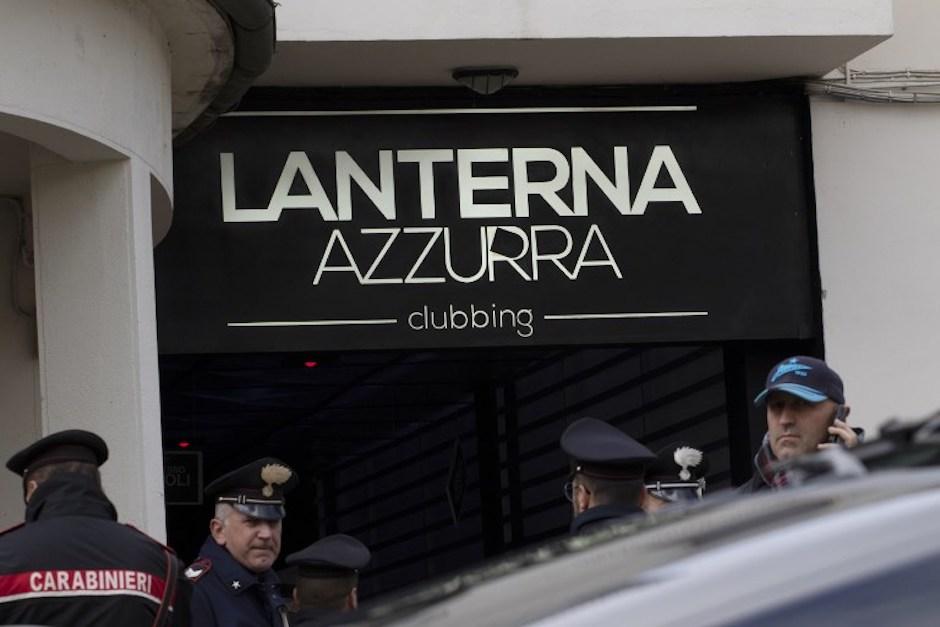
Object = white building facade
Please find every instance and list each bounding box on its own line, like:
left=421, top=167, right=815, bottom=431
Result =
left=2, top=0, right=938, bottom=547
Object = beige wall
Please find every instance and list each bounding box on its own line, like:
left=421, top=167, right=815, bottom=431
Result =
left=813, top=0, right=940, bottom=433
left=0, top=1, right=175, bottom=537
left=0, top=199, right=39, bottom=528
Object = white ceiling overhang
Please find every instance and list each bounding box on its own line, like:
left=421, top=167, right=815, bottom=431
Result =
left=260, top=0, right=894, bottom=87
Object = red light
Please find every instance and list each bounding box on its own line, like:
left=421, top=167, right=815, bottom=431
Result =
left=177, top=441, right=191, bottom=449
left=303, top=361, right=318, bottom=368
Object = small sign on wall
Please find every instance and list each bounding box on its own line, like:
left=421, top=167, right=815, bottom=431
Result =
left=164, top=451, right=203, bottom=505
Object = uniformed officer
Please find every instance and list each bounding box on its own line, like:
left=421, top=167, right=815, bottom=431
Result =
left=560, top=417, right=656, bottom=534
left=0, top=429, right=190, bottom=626
left=642, top=442, right=709, bottom=512
left=186, top=457, right=298, bottom=627
left=285, top=534, right=371, bottom=626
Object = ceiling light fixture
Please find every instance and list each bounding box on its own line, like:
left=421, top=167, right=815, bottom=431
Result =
left=452, top=67, right=519, bottom=95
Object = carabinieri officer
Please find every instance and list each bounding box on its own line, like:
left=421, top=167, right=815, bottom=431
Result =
left=561, top=417, right=657, bottom=534
left=285, top=534, right=371, bottom=626
left=0, top=429, right=190, bottom=626
left=186, top=457, right=298, bottom=627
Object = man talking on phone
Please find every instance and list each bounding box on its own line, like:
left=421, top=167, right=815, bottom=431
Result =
left=739, top=356, right=862, bottom=493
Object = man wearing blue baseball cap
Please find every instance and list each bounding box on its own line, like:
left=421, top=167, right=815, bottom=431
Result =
left=740, top=356, right=862, bottom=493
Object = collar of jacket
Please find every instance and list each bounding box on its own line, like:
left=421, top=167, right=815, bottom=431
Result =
left=25, top=472, right=118, bottom=523
left=199, top=536, right=281, bottom=596
left=570, top=502, right=644, bottom=535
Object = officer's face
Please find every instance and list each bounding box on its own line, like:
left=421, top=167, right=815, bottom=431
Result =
left=766, top=392, right=838, bottom=461
left=211, top=511, right=282, bottom=573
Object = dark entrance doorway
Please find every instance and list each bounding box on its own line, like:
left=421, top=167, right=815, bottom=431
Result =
left=159, top=341, right=803, bottom=597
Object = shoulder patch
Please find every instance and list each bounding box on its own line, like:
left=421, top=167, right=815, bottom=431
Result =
left=185, top=558, right=213, bottom=581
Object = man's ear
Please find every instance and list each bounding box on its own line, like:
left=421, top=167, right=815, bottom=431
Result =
left=575, top=486, right=591, bottom=514
left=209, top=518, right=226, bottom=545
left=24, top=480, right=39, bottom=504
left=347, top=587, right=358, bottom=610
left=640, top=489, right=663, bottom=513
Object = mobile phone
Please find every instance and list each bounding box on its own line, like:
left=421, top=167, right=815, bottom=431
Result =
left=828, top=405, right=848, bottom=444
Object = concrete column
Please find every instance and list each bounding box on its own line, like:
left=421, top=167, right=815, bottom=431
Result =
left=0, top=198, right=40, bottom=529
left=30, top=146, right=165, bottom=539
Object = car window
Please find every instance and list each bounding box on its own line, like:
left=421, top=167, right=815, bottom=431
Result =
left=726, top=551, right=940, bottom=627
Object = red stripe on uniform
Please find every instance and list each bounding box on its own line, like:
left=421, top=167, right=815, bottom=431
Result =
left=0, top=569, right=166, bottom=603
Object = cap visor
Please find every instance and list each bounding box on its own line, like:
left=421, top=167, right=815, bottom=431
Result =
left=233, top=503, right=286, bottom=521
left=753, top=383, right=828, bottom=405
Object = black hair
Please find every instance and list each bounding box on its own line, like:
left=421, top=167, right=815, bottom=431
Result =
left=577, top=474, right=644, bottom=506
left=294, top=573, right=358, bottom=610
left=25, top=461, right=101, bottom=490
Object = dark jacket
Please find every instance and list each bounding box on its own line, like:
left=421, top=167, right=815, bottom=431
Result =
left=736, top=472, right=771, bottom=494
left=0, top=472, right=189, bottom=626
left=188, top=536, right=289, bottom=627
left=570, top=503, right=645, bottom=535
left=290, top=606, right=349, bottom=626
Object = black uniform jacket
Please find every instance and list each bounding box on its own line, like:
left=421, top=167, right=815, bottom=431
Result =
left=570, top=503, right=645, bottom=535
left=289, top=606, right=348, bottom=627
left=188, top=537, right=290, bottom=627
left=0, top=473, right=190, bottom=626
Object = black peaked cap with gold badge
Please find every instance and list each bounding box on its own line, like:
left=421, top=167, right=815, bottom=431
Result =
left=6, top=429, right=109, bottom=476
left=205, top=457, right=298, bottom=521
left=560, top=417, right=656, bottom=480
left=286, top=534, right=371, bottom=578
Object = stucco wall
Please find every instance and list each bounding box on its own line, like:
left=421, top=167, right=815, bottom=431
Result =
left=0, top=0, right=173, bottom=193
left=812, top=0, right=940, bottom=433
left=0, top=200, right=39, bottom=529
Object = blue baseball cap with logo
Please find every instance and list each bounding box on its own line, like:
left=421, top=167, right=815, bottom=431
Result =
left=753, top=356, right=845, bottom=405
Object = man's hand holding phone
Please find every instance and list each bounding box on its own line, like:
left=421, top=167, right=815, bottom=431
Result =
left=818, top=405, right=860, bottom=450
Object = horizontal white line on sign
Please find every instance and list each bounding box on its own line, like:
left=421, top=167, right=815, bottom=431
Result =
left=544, top=311, right=709, bottom=320
left=228, top=319, right=397, bottom=327
left=224, top=106, right=697, bottom=118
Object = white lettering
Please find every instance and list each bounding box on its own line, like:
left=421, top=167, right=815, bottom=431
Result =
left=458, top=149, right=511, bottom=218
left=632, top=146, right=701, bottom=215
left=512, top=148, right=573, bottom=217
left=573, top=224, right=622, bottom=278
left=336, top=150, right=396, bottom=220
left=531, top=225, right=576, bottom=280
left=443, top=227, right=488, bottom=283
left=221, top=153, right=278, bottom=223
left=396, top=149, right=454, bottom=219
left=486, top=226, right=532, bottom=281
left=403, top=227, right=445, bottom=284
left=222, top=145, right=700, bottom=222
left=312, top=230, right=364, bottom=284
left=265, top=152, right=338, bottom=221
left=360, top=228, right=403, bottom=285
left=572, top=146, right=630, bottom=215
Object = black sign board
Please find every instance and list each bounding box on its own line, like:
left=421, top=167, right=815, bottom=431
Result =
left=164, top=451, right=203, bottom=505
left=156, top=94, right=816, bottom=353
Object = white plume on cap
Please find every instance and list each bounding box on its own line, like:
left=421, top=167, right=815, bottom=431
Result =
left=674, top=446, right=703, bottom=481
left=260, top=463, right=292, bottom=497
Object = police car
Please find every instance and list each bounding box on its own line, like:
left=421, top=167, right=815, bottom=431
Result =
left=353, top=415, right=940, bottom=626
